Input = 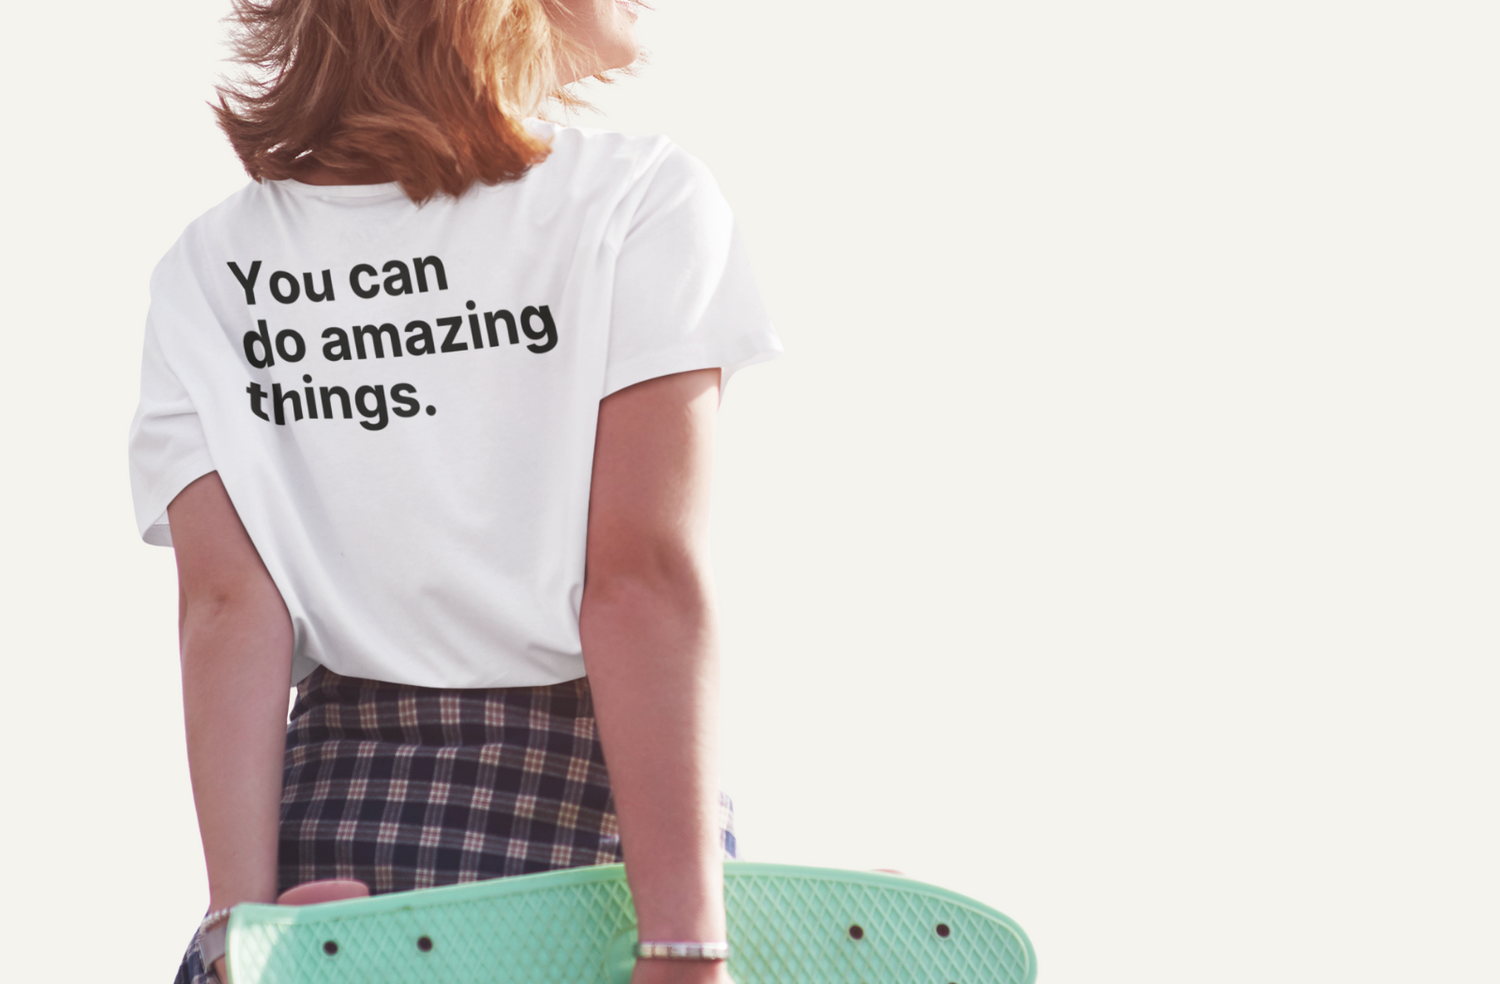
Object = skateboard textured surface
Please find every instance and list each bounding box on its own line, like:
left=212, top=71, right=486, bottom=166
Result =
left=227, top=861, right=1035, bottom=984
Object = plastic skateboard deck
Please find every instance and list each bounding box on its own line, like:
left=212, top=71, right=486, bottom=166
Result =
left=226, top=861, right=1036, bottom=984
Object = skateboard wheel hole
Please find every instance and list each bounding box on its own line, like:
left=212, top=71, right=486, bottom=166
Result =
left=322, top=941, right=339, bottom=956
left=417, top=935, right=433, bottom=952
left=936, top=923, right=951, bottom=938
left=848, top=924, right=864, bottom=940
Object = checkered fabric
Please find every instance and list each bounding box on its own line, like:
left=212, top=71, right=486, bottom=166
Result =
left=174, top=665, right=736, bottom=984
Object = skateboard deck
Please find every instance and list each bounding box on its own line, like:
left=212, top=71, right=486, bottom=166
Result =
left=226, top=861, right=1036, bottom=984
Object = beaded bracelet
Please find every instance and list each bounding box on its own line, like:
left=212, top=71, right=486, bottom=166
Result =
left=633, top=941, right=731, bottom=961
left=199, top=906, right=236, bottom=934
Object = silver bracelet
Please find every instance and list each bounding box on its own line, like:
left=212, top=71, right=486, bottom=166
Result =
left=634, top=941, right=731, bottom=961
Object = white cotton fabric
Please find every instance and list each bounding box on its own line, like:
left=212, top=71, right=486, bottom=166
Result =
left=128, top=123, right=781, bottom=688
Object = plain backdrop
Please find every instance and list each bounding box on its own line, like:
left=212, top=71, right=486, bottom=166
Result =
left=1, top=2, right=1495, bottom=982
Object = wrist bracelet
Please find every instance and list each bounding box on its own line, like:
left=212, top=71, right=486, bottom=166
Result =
left=198, top=906, right=236, bottom=970
left=200, top=906, right=236, bottom=934
left=633, top=941, right=731, bottom=961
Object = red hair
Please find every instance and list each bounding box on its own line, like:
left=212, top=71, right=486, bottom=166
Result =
left=215, top=0, right=578, bottom=202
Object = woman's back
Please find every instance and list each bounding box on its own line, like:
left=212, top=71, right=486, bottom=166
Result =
left=131, top=122, right=779, bottom=688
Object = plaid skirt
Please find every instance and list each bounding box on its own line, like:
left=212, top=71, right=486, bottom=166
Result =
left=175, top=665, right=737, bottom=984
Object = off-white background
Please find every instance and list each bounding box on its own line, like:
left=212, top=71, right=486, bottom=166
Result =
left=1, top=2, right=1495, bottom=981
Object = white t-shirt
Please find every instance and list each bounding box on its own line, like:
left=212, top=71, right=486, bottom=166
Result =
left=128, top=123, right=781, bottom=688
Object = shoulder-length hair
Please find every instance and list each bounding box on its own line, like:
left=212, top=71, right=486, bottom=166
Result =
left=215, top=0, right=577, bottom=202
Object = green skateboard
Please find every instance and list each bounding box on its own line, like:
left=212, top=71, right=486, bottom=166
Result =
left=226, top=862, right=1036, bottom=984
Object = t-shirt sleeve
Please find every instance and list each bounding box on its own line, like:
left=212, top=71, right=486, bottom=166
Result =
left=127, top=249, right=217, bottom=547
left=602, top=146, right=782, bottom=397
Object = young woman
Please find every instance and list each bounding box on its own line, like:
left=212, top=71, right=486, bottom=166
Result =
left=128, top=2, right=780, bottom=982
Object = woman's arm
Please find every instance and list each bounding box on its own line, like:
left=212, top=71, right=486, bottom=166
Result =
left=169, top=472, right=294, bottom=979
left=580, top=368, right=733, bottom=984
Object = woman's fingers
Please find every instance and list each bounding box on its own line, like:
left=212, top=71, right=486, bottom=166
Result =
left=275, top=879, right=372, bottom=905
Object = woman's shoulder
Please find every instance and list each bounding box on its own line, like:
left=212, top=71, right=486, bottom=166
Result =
left=518, top=120, right=716, bottom=197
left=146, top=184, right=254, bottom=285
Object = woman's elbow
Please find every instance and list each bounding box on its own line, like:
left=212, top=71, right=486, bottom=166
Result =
left=581, top=540, right=714, bottom=623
